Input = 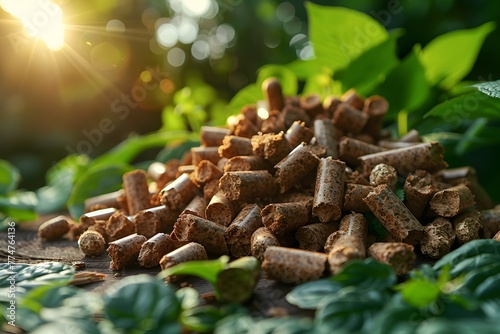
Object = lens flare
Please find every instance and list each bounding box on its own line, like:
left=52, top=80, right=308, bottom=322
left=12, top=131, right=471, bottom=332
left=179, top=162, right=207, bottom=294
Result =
left=0, top=0, right=65, bottom=51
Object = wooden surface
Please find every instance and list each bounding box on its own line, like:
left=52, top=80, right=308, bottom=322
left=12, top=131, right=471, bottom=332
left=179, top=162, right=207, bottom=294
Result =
left=0, top=215, right=310, bottom=319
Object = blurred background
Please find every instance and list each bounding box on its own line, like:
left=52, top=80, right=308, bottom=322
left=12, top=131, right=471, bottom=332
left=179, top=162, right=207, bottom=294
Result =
left=0, top=0, right=499, bottom=191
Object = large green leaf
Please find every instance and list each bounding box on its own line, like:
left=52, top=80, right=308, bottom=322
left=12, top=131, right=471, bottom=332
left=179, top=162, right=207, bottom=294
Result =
left=331, top=258, right=396, bottom=291
left=286, top=279, right=343, bottom=310
left=0, top=160, right=20, bottom=195
left=335, top=33, right=400, bottom=96
left=375, top=46, right=430, bottom=118
left=158, top=256, right=229, bottom=288
left=286, top=59, right=323, bottom=80
left=0, top=191, right=38, bottom=222
left=425, top=91, right=500, bottom=120
left=419, top=22, right=495, bottom=88
left=433, top=239, right=500, bottom=272
left=66, top=163, right=133, bottom=219
left=472, top=79, right=500, bottom=99
left=162, top=106, right=186, bottom=132
left=306, top=3, right=388, bottom=71
left=257, top=65, right=298, bottom=96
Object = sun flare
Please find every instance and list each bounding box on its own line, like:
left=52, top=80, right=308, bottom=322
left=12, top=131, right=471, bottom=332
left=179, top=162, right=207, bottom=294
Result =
left=0, top=0, right=65, bottom=51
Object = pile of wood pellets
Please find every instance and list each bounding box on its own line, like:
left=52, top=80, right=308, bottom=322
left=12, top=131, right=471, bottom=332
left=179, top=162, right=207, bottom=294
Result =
left=38, top=78, right=500, bottom=284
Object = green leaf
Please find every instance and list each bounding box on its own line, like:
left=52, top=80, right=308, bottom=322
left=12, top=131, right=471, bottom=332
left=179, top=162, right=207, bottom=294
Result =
left=180, top=306, right=225, bottom=333
left=306, top=3, right=388, bottom=71
left=370, top=295, right=421, bottom=334
left=475, top=273, right=500, bottom=300
left=286, top=279, right=343, bottom=310
left=375, top=46, right=430, bottom=118
left=156, top=140, right=200, bottom=163
left=257, top=65, right=298, bottom=96
left=66, top=163, right=133, bottom=219
left=458, top=263, right=500, bottom=292
left=176, top=287, right=199, bottom=310
left=396, top=279, right=441, bottom=308
left=30, top=319, right=102, bottom=334
left=301, top=71, right=342, bottom=98
left=331, top=258, right=396, bottom=290
left=158, top=256, right=229, bottom=289
left=419, top=22, right=495, bottom=88
left=433, top=239, right=500, bottom=272
left=425, top=91, right=500, bottom=120
left=449, top=254, right=500, bottom=279
left=0, top=262, right=74, bottom=299
left=103, top=275, right=181, bottom=331
left=0, top=191, right=38, bottom=222
left=335, top=34, right=400, bottom=96
left=162, top=106, right=186, bottom=132
left=228, top=84, right=263, bottom=113
left=416, top=317, right=500, bottom=334
left=252, top=317, right=315, bottom=334
left=214, top=314, right=253, bottom=334
left=315, top=289, right=388, bottom=332
left=472, top=79, right=500, bottom=99
left=286, top=59, right=323, bottom=80
left=365, top=213, right=388, bottom=241
left=216, top=257, right=260, bottom=304
left=0, top=160, right=20, bottom=195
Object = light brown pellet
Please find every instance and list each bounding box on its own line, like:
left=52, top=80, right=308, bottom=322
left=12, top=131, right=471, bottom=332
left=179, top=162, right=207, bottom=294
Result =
left=38, top=215, right=70, bottom=241
left=205, top=191, right=240, bottom=226
left=262, top=246, right=327, bottom=284
left=105, top=212, right=135, bottom=242
left=78, top=230, right=106, bottom=257
left=364, top=184, right=424, bottom=245
left=481, top=208, right=500, bottom=238
left=359, top=142, right=448, bottom=177
left=339, top=212, right=368, bottom=244
left=314, top=119, right=339, bottom=159
left=343, top=184, right=374, bottom=213
left=181, top=196, right=207, bottom=218
left=369, top=163, right=397, bottom=190
left=251, top=132, right=292, bottom=165
left=84, top=190, right=122, bottom=213
left=219, top=170, right=276, bottom=201
left=368, top=242, right=416, bottom=276
left=200, top=126, right=230, bottom=147
left=218, top=135, right=254, bottom=158
left=251, top=227, right=280, bottom=261
left=493, top=231, right=500, bottom=241
left=274, top=143, right=320, bottom=194
left=328, top=235, right=366, bottom=275
left=122, top=170, right=151, bottom=215
left=312, top=157, right=345, bottom=222
left=225, top=204, right=264, bottom=257
left=192, top=160, right=223, bottom=188
left=333, top=103, right=368, bottom=134
left=107, top=234, right=147, bottom=270
left=229, top=114, right=260, bottom=138
left=420, top=218, right=455, bottom=259
left=134, top=205, right=180, bottom=237
left=203, top=179, right=220, bottom=200
left=295, top=222, right=338, bottom=252
left=403, top=170, right=434, bottom=219
left=261, top=202, right=311, bottom=237
left=452, top=209, right=482, bottom=245
left=159, top=173, right=197, bottom=210
left=159, top=242, right=208, bottom=282
left=339, top=137, right=385, bottom=167
left=285, top=121, right=314, bottom=148
left=138, top=233, right=176, bottom=268
left=262, top=77, right=285, bottom=112
left=176, top=165, right=196, bottom=178
left=429, top=184, right=475, bottom=217
left=224, top=155, right=271, bottom=172
left=173, top=214, right=228, bottom=255
left=191, top=146, right=221, bottom=166
left=324, top=230, right=346, bottom=253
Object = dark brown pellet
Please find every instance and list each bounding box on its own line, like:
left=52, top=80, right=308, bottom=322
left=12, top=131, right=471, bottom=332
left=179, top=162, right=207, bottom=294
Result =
left=192, top=160, right=223, bottom=188
left=219, top=170, right=276, bottom=201
left=261, top=202, right=311, bottom=237
left=300, top=94, right=323, bottom=119
left=420, top=218, right=455, bottom=259
left=295, top=222, right=338, bottom=252
left=312, top=157, right=345, bottom=222
left=105, top=212, right=135, bottom=242
left=314, top=119, right=339, bottom=159
left=205, top=191, right=240, bottom=227
left=262, top=77, right=285, bottom=112
left=333, top=103, right=368, bottom=134
left=481, top=208, right=500, bottom=238
left=251, top=132, right=292, bottom=165
left=404, top=170, right=434, bottom=219
left=285, top=121, right=314, bottom=148
left=173, top=214, right=228, bottom=255
left=181, top=196, right=207, bottom=218
left=218, top=135, right=254, bottom=158
left=160, top=173, right=197, bottom=211
left=362, top=95, right=388, bottom=139
left=343, top=183, right=374, bottom=213
left=107, top=234, right=147, bottom=271
left=225, top=204, right=264, bottom=257
left=339, top=137, right=385, bottom=167
left=452, top=209, right=482, bottom=245
left=224, top=155, right=271, bottom=172
left=429, top=184, right=475, bottom=217
left=138, top=233, right=176, bottom=268
left=200, top=126, right=230, bottom=147
left=38, top=215, right=70, bottom=241
left=123, top=170, right=151, bottom=215
left=191, top=147, right=221, bottom=166
left=251, top=227, right=280, bottom=261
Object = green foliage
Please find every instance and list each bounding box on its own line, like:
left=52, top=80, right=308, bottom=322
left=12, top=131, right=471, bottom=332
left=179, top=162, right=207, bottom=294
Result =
left=433, top=239, right=500, bottom=272
left=331, top=258, right=396, bottom=290
left=0, top=160, right=20, bottom=195
left=472, top=79, right=500, bottom=98
left=285, top=279, right=343, bottom=310
left=257, top=65, right=298, bottom=96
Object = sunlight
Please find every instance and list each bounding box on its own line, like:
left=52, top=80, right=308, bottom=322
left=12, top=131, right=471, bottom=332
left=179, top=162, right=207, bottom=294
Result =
left=0, top=0, right=65, bottom=51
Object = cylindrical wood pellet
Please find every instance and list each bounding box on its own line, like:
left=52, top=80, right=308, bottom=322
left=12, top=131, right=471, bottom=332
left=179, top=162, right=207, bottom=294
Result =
left=262, top=77, right=284, bottom=112
left=251, top=132, right=292, bottom=165
left=224, top=156, right=271, bottom=172
left=261, top=202, right=311, bottom=237
left=205, top=191, right=240, bottom=226
left=229, top=114, right=260, bottom=139
left=138, top=233, right=176, bottom=268
left=332, top=103, right=368, bottom=134
left=295, top=222, right=338, bottom=252
left=181, top=196, right=207, bottom=218
left=403, top=170, right=434, bottom=219
left=481, top=208, right=500, bottom=238
left=341, top=89, right=365, bottom=111
left=324, top=230, right=346, bottom=253
left=369, top=163, right=397, bottom=190
left=314, top=119, right=339, bottom=159
left=105, top=212, right=135, bottom=242
left=283, top=104, right=311, bottom=129
left=343, top=184, right=374, bottom=213
left=339, top=212, right=368, bottom=244
left=107, top=233, right=147, bottom=270
left=274, top=143, right=320, bottom=194
left=493, top=231, right=500, bottom=241
left=192, top=160, right=223, bottom=187
left=225, top=204, right=264, bottom=257
left=300, top=94, right=324, bottom=119
left=159, top=242, right=208, bottom=281
left=219, top=170, right=276, bottom=201
left=339, top=137, right=385, bottom=167
left=84, top=190, right=123, bottom=213
left=285, top=121, right=314, bottom=148
left=122, top=170, right=151, bottom=215
left=328, top=235, right=366, bottom=275
left=312, top=157, right=345, bottom=222
left=200, top=126, right=230, bottom=147
left=359, top=142, right=448, bottom=177
left=368, top=242, right=416, bottom=276
left=240, top=104, right=261, bottom=127
left=363, top=184, right=424, bottom=245
left=452, top=209, right=482, bottom=244
left=38, top=215, right=70, bottom=240
left=159, top=173, right=197, bottom=211
left=176, top=165, right=196, bottom=178
left=262, top=246, right=327, bottom=284
left=203, top=179, right=220, bottom=201
left=420, top=218, right=455, bottom=259
left=362, top=95, right=388, bottom=139
left=78, top=230, right=106, bottom=257
left=250, top=227, right=280, bottom=262
left=218, top=135, right=254, bottom=158
left=429, top=184, right=476, bottom=217
left=399, top=129, right=421, bottom=143
left=173, top=214, right=228, bottom=255
left=323, top=96, right=342, bottom=118
left=191, top=146, right=221, bottom=166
